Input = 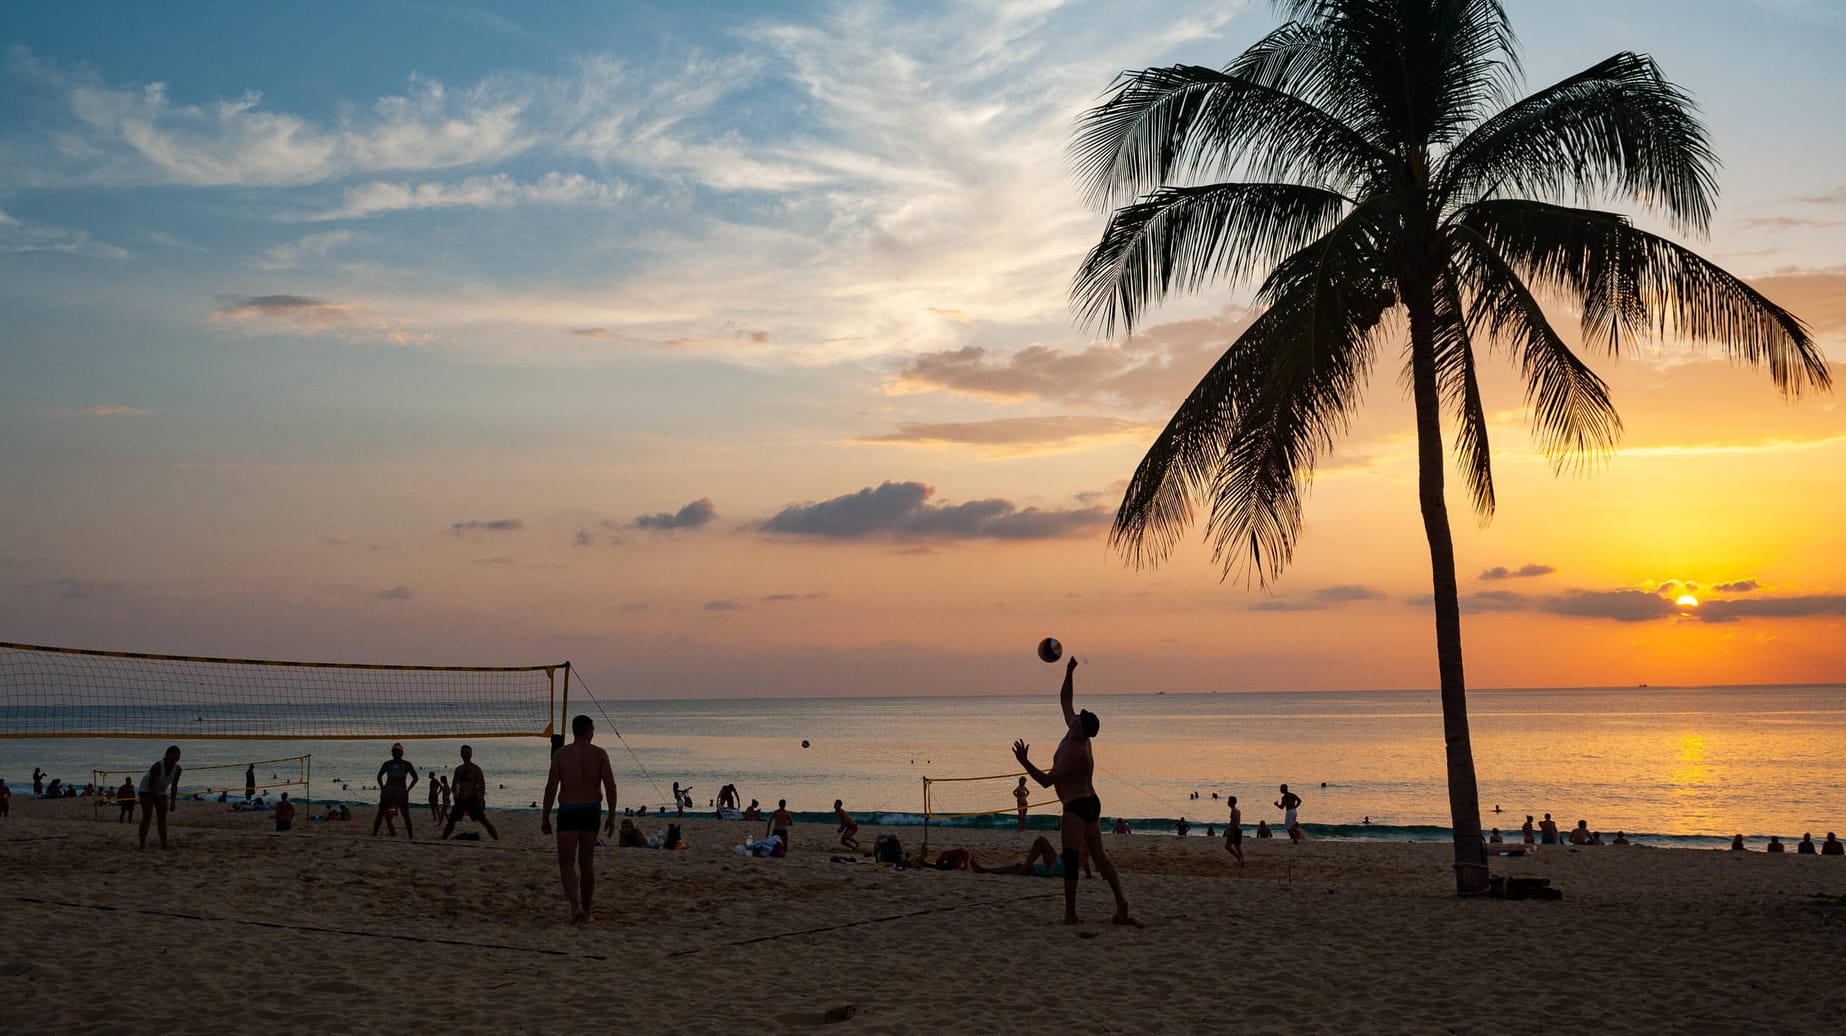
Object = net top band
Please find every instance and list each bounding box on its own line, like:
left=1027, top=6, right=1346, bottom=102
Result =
left=0, top=642, right=566, bottom=673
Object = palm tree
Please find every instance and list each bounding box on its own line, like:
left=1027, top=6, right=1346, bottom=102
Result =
left=1071, top=0, right=1829, bottom=893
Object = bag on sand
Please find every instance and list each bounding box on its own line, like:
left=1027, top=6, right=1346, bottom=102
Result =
left=873, top=833, right=903, bottom=865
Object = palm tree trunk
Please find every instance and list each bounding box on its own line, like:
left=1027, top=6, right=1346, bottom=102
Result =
left=1405, top=284, right=1490, bottom=896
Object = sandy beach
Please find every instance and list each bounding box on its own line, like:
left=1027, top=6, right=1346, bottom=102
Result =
left=2, top=796, right=1843, bottom=1034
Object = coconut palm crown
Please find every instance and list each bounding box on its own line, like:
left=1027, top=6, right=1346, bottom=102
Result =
left=1071, top=0, right=1829, bottom=893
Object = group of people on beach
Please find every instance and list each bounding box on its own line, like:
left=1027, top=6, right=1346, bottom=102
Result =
left=1737, top=832, right=1842, bottom=854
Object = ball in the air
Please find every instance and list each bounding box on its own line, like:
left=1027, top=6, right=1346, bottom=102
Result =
left=801, top=739, right=811, bottom=748
left=1037, top=637, right=1063, bottom=663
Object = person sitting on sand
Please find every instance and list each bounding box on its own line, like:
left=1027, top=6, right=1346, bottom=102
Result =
left=767, top=800, right=793, bottom=847
left=371, top=743, right=419, bottom=840
left=1821, top=833, right=1843, bottom=856
left=1766, top=835, right=1785, bottom=853
left=1175, top=817, right=1190, bottom=837
left=1522, top=816, right=1535, bottom=844
left=338, top=805, right=351, bottom=821
left=617, top=818, right=647, bottom=848
left=833, top=800, right=859, bottom=850
left=1613, top=832, right=1630, bottom=846
left=1012, top=656, right=1136, bottom=926
left=1224, top=797, right=1243, bottom=865
left=117, top=779, right=137, bottom=823
left=1489, top=828, right=1503, bottom=843
left=742, top=799, right=761, bottom=821
left=1539, top=814, right=1559, bottom=845
left=1111, top=817, right=1130, bottom=835
left=1730, top=834, right=1746, bottom=851
left=1797, top=833, right=1816, bottom=854
left=274, top=793, right=295, bottom=833
left=542, top=714, right=620, bottom=925
left=137, top=745, right=183, bottom=850
left=1569, top=820, right=1591, bottom=845
left=970, top=836, right=1069, bottom=877
left=1256, top=820, right=1272, bottom=839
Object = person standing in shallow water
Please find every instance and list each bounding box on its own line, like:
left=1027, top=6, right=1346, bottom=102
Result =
left=1012, top=656, right=1137, bottom=926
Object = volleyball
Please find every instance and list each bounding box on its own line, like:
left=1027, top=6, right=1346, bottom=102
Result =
left=1036, top=637, right=1063, bottom=663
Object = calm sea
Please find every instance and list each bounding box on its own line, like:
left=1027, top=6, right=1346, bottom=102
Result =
left=4, top=685, right=1842, bottom=849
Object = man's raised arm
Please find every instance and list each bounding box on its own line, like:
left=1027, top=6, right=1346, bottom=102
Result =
left=1060, top=657, right=1078, bottom=727
left=1013, top=740, right=1057, bottom=789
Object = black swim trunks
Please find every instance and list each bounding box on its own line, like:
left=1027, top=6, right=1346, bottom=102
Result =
left=449, top=796, right=487, bottom=824
left=1227, top=826, right=1243, bottom=845
left=1063, top=794, right=1102, bottom=824
left=556, top=803, right=600, bottom=833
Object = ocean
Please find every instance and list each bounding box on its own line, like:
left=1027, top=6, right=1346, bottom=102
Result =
left=4, top=684, right=1843, bottom=849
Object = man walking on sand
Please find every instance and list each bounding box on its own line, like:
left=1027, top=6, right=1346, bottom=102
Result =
left=442, top=745, right=501, bottom=841
left=1224, top=795, right=1244, bottom=865
left=1013, top=657, right=1137, bottom=926
left=372, top=743, right=419, bottom=839
left=542, top=715, right=618, bottom=925
left=1275, top=784, right=1303, bottom=844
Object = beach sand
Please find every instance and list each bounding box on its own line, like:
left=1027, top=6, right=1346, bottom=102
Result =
left=2, top=796, right=1843, bottom=1034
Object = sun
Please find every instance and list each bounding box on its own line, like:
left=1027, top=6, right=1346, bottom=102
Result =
left=1676, top=594, right=1699, bottom=607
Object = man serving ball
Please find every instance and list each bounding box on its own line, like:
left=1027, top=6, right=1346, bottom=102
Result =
left=1013, top=648, right=1137, bottom=926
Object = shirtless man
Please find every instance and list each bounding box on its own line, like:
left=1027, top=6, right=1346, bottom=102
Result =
left=441, top=745, right=501, bottom=841
left=1521, top=815, right=1536, bottom=844
left=717, top=783, right=740, bottom=811
left=137, top=745, right=183, bottom=849
left=541, top=715, right=619, bottom=925
left=833, top=799, right=859, bottom=850
left=1012, top=657, right=1135, bottom=926
left=1014, top=776, right=1031, bottom=831
left=766, top=800, right=793, bottom=846
left=372, top=743, right=419, bottom=839
left=1538, top=813, right=1559, bottom=845
left=1275, top=784, right=1303, bottom=844
left=1224, top=795, right=1244, bottom=865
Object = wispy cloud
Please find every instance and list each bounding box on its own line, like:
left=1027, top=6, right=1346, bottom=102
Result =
left=450, top=518, right=523, bottom=534
left=0, top=208, right=128, bottom=258
left=303, top=172, right=625, bottom=221
left=1480, top=563, right=1555, bottom=580
left=855, top=416, right=1150, bottom=453
left=1251, top=585, right=1385, bottom=612
left=257, top=231, right=354, bottom=269
left=631, top=498, right=717, bottom=531
left=79, top=405, right=148, bottom=417
left=211, top=293, right=429, bottom=345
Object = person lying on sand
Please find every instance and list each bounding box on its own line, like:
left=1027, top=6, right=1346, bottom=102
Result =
left=970, top=836, right=1069, bottom=877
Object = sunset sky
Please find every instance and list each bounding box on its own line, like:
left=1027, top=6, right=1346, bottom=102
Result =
left=2, top=0, right=1842, bottom=699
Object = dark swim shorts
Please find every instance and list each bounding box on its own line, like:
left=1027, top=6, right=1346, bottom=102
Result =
left=1227, top=826, right=1243, bottom=845
left=449, top=796, right=487, bottom=824
left=556, top=804, right=600, bottom=833
left=1063, top=794, right=1103, bottom=824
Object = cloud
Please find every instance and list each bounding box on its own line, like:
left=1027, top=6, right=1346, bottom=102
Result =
left=211, top=293, right=429, bottom=344
left=762, top=592, right=827, bottom=602
left=1695, top=595, right=1846, bottom=623
left=1251, top=585, right=1385, bottom=611
left=450, top=518, right=523, bottom=534
left=372, top=585, right=413, bottom=601
left=757, top=481, right=1108, bottom=542
left=40, top=59, right=528, bottom=187
left=572, top=528, right=595, bottom=548
left=1480, top=563, right=1556, bottom=580
left=1541, top=590, right=1679, bottom=623
left=631, top=498, right=717, bottom=531
left=0, top=208, right=128, bottom=258
left=257, top=230, right=354, bottom=269
left=703, top=599, right=746, bottom=611
left=1712, top=579, right=1760, bottom=593
left=855, top=416, right=1150, bottom=453
left=303, top=172, right=625, bottom=221
left=1739, top=215, right=1846, bottom=230
left=79, top=405, right=147, bottom=416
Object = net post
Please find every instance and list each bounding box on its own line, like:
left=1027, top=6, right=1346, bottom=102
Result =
left=92, top=768, right=101, bottom=822
left=560, top=662, right=571, bottom=735
left=304, top=754, right=312, bottom=830
left=921, top=777, right=930, bottom=859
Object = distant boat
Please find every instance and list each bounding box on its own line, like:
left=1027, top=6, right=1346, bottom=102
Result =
left=1638, top=683, right=1648, bottom=688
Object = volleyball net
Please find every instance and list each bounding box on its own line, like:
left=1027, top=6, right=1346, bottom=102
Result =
left=920, top=771, right=1059, bottom=852
left=92, top=754, right=311, bottom=818
left=0, top=642, right=565, bottom=740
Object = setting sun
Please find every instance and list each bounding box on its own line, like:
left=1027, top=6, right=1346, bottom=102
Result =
left=1677, top=595, right=1700, bottom=607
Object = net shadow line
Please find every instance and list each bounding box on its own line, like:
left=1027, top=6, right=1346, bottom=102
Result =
left=9, top=894, right=614, bottom=961
left=662, top=890, right=1059, bottom=959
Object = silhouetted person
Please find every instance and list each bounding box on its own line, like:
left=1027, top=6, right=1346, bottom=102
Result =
left=1822, top=833, right=1843, bottom=856
left=137, top=745, right=183, bottom=849
left=1797, top=833, right=1816, bottom=854
left=1275, top=784, right=1303, bottom=843
left=1224, top=796, right=1243, bottom=865
left=542, top=715, right=619, bottom=925
left=441, top=744, right=500, bottom=841
left=371, top=743, right=419, bottom=839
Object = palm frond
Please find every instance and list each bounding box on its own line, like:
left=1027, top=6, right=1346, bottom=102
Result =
left=1070, top=63, right=1389, bottom=212
left=1440, top=52, right=1716, bottom=233
left=1449, top=223, right=1623, bottom=471
left=1430, top=265, right=1496, bottom=518
left=1461, top=200, right=1829, bottom=396
left=1071, top=182, right=1348, bottom=336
